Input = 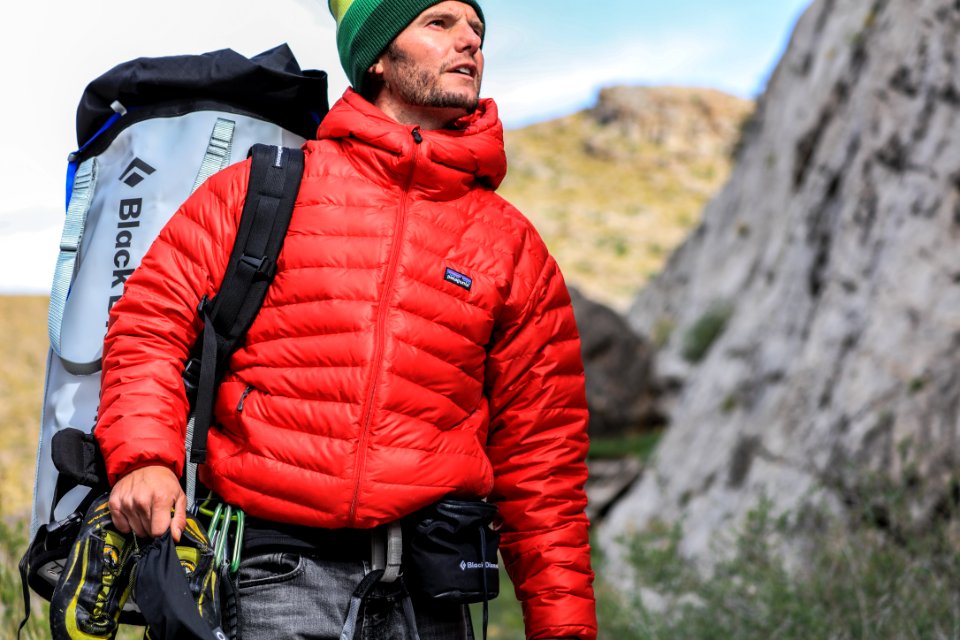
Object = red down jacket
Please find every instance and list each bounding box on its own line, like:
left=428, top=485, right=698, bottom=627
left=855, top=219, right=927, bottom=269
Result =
left=97, top=89, right=596, bottom=639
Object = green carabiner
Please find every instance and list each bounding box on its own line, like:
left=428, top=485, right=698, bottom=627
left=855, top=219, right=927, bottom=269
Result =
left=200, top=500, right=245, bottom=572
left=230, top=510, right=246, bottom=574
left=207, top=502, right=225, bottom=541
left=213, top=505, right=233, bottom=569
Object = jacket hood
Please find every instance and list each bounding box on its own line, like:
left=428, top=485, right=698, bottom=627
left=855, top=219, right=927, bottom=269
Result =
left=316, top=89, right=507, bottom=195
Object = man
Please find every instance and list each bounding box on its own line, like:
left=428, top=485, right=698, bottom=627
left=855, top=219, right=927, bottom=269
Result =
left=96, top=1, right=597, bottom=638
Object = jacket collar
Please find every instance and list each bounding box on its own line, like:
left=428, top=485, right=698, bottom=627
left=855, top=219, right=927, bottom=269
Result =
left=316, top=89, right=507, bottom=198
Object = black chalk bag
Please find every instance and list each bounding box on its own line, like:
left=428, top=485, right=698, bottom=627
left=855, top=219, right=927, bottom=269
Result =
left=402, top=498, right=500, bottom=603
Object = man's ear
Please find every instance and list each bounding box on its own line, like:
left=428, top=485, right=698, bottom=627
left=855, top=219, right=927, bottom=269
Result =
left=361, top=59, right=386, bottom=101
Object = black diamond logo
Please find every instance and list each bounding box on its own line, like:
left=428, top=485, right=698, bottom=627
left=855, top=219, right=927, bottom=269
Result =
left=119, top=158, right=156, bottom=187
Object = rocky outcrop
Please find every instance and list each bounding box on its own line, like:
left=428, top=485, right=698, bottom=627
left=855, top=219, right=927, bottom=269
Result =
left=602, top=0, right=960, bottom=568
left=569, top=287, right=663, bottom=438
left=588, top=85, right=752, bottom=164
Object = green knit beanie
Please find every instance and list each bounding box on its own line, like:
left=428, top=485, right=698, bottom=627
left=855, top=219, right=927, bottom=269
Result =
left=328, top=0, right=485, bottom=92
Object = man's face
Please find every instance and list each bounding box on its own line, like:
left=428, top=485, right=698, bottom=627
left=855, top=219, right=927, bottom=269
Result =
left=370, top=1, right=485, bottom=120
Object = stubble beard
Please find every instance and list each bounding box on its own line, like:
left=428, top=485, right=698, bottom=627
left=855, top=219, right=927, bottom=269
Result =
left=384, top=42, right=480, bottom=113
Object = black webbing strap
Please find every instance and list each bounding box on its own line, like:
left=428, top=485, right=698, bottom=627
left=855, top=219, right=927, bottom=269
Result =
left=188, top=144, right=304, bottom=464
left=338, top=570, right=421, bottom=640
left=480, top=527, right=490, bottom=640
left=49, top=429, right=109, bottom=521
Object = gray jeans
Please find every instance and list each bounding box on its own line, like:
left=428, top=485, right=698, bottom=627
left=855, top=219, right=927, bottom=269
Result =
left=232, top=552, right=474, bottom=640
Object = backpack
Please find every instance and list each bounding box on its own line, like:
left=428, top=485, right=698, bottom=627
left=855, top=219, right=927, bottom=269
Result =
left=19, top=43, right=325, bottom=626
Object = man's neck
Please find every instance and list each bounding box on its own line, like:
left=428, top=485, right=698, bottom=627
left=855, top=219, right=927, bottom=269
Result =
left=373, top=99, right=467, bottom=131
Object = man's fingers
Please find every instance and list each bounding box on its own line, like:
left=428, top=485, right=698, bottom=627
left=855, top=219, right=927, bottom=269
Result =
left=132, top=509, right=154, bottom=539
left=150, top=493, right=176, bottom=538
left=110, top=504, right=132, bottom=535
left=171, top=492, right=187, bottom=543
left=110, top=489, right=147, bottom=537
left=125, top=495, right=153, bottom=539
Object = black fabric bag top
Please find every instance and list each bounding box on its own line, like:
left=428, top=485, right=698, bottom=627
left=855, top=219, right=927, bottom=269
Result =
left=76, top=43, right=327, bottom=153
left=402, top=499, right=500, bottom=604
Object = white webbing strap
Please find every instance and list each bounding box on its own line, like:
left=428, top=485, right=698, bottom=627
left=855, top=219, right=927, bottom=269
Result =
left=185, top=413, right=198, bottom=507
left=191, top=118, right=236, bottom=193
left=48, top=157, right=97, bottom=357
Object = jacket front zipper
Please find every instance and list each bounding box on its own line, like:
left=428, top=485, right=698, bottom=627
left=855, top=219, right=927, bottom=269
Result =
left=348, top=127, right=422, bottom=524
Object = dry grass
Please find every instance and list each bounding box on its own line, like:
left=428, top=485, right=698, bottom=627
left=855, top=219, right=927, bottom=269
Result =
left=0, top=296, right=48, bottom=522
left=0, top=296, right=48, bottom=637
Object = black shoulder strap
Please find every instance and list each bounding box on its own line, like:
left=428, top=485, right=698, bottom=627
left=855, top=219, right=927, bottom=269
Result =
left=187, top=144, right=304, bottom=464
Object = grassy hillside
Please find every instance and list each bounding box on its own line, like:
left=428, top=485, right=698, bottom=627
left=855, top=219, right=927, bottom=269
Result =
left=500, top=86, right=753, bottom=310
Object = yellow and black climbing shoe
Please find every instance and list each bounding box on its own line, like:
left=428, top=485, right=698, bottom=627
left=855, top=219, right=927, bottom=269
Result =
left=49, top=493, right=136, bottom=640
left=178, top=514, right=221, bottom=630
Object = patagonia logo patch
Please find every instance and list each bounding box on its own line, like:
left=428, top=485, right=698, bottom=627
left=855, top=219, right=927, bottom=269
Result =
left=444, top=267, right=473, bottom=291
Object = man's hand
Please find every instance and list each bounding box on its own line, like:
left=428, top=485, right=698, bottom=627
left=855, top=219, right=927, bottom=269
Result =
left=109, top=465, right=186, bottom=542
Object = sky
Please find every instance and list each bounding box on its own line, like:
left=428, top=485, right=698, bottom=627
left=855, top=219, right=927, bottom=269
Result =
left=0, top=0, right=812, bottom=294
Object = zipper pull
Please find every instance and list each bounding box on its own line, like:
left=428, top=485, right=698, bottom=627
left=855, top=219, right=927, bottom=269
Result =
left=411, top=127, right=423, bottom=144
left=237, top=385, right=253, bottom=412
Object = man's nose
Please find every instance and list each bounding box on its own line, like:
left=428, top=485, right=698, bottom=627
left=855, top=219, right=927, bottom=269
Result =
left=454, top=22, right=482, bottom=52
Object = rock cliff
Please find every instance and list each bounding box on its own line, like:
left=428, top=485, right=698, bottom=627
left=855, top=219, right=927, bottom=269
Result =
left=603, top=0, right=960, bottom=566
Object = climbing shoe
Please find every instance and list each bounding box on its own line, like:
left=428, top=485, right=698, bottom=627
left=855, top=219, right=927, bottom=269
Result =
left=49, top=492, right=136, bottom=640
left=178, top=513, right=221, bottom=630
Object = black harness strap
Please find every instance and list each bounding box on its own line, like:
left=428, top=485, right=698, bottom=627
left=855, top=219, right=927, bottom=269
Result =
left=187, top=144, right=304, bottom=464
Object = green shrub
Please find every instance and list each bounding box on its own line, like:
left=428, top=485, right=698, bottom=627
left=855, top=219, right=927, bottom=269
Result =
left=589, top=431, right=663, bottom=461
left=681, top=303, right=734, bottom=363
left=597, top=491, right=960, bottom=640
